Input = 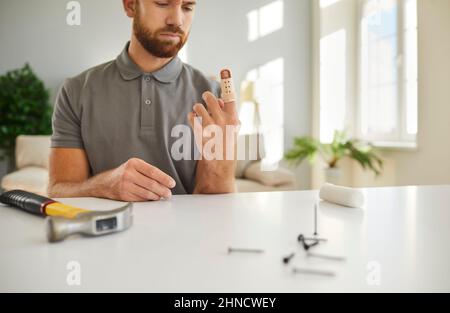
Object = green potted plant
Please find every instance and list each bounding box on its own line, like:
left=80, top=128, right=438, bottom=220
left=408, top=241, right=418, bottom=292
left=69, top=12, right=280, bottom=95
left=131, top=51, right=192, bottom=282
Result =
left=0, top=64, right=53, bottom=173
left=285, top=131, right=383, bottom=184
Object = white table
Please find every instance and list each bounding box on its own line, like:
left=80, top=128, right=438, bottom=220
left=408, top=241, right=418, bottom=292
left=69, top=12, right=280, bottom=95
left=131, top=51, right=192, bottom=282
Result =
left=1, top=185, right=449, bottom=292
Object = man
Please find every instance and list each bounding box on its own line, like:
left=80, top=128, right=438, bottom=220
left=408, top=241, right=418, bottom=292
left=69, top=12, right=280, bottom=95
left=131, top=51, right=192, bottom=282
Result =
left=48, top=0, right=239, bottom=202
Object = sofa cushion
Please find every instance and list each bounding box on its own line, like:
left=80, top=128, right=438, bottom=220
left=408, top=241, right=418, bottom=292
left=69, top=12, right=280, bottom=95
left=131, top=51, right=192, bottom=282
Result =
left=236, top=179, right=279, bottom=193
left=235, top=133, right=265, bottom=178
left=244, top=162, right=295, bottom=187
left=1, top=167, right=49, bottom=196
left=16, top=135, right=51, bottom=170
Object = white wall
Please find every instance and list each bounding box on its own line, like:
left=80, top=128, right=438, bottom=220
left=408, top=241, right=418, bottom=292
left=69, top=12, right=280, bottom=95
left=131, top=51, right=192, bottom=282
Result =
left=0, top=0, right=131, bottom=99
left=0, top=0, right=312, bottom=188
left=189, top=0, right=312, bottom=189
left=312, top=0, right=358, bottom=188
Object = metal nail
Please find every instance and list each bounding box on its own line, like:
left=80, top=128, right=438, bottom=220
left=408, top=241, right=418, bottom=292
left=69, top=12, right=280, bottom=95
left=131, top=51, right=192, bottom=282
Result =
left=228, top=247, right=264, bottom=254
left=292, top=267, right=336, bottom=277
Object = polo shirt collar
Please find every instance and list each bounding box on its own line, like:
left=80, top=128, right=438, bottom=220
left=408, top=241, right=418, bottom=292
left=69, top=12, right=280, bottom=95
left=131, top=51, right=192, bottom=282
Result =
left=116, top=42, right=183, bottom=83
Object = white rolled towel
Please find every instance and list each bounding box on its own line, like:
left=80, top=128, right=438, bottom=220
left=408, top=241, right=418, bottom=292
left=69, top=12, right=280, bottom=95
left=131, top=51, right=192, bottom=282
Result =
left=319, top=183, right=365, bottom=208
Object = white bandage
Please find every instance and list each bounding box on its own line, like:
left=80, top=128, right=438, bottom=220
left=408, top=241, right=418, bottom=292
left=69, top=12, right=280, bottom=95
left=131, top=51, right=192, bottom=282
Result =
left=220, top=69, right=236, bottom=103
left=319, top=183, right=365, bottom=208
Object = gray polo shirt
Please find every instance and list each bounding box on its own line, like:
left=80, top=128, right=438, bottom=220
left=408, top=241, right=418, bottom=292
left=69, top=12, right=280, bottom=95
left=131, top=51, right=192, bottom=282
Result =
left=51, top=42, right=221, bottom=195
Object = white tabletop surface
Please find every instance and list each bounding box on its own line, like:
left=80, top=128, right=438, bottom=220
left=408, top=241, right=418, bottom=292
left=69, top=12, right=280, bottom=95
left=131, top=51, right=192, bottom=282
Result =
left=1, top=185, right=450, bottom=292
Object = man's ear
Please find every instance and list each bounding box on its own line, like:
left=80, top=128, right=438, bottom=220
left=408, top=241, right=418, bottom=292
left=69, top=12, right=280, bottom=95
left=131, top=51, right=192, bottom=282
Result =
left=123, top=0, right=137, bottom=18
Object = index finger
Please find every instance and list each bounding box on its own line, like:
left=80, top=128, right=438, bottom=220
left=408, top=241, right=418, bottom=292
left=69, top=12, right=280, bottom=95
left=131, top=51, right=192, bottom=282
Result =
left=134, top=159, right=176, bottom=189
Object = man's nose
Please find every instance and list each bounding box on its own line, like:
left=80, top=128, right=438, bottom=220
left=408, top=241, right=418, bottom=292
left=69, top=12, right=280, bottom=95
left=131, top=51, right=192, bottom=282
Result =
left=166, top=6, right=183, bottom=28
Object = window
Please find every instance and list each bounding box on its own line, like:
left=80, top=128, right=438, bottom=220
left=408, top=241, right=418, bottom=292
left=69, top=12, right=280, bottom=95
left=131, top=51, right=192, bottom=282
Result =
left=317, top=0, right=418, bottom=147
left=358, top=0, right=418, bottom=145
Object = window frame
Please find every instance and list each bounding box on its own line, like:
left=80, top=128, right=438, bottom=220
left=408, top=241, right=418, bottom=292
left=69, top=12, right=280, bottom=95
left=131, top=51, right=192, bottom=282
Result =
left=356, top=0, right=418, bottom=147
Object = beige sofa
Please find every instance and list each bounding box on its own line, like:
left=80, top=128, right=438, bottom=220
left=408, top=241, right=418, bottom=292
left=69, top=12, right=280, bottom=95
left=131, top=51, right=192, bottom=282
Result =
left=1, top=135, right=50, bottom=196
left=1, top=135, right=296, bottom=196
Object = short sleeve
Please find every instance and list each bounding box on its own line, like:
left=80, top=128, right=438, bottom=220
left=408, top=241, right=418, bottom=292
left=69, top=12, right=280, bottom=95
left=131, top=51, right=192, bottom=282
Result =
left=50, top=80, right=84, bottom=149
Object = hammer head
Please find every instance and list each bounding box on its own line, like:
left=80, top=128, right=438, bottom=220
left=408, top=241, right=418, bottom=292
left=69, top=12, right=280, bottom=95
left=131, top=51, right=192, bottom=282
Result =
left=46, top=203, right=133, bottom=242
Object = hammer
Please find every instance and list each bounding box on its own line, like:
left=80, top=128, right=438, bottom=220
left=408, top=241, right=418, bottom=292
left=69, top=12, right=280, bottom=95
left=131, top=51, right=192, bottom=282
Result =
left=0, top=190, right=133, bottom=242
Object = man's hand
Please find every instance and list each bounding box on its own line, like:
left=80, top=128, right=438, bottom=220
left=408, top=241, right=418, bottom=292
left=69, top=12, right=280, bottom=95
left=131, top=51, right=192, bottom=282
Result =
left=188, top=91, right=240, bottom=156
left=49, top=149, right=176, bottom=202
left=187, top=89, right=240, bottom=194
left=106, top=158, right=176, bottom=201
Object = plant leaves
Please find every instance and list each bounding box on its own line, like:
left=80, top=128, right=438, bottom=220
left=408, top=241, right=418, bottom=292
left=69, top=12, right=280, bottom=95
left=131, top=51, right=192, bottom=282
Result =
left=0, top=64, right=53, bottom=155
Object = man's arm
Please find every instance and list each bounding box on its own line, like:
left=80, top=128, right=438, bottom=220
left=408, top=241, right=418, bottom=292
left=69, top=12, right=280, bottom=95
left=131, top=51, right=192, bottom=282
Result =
left=48, top=148, right=176, bottom=201
left=48, top=148, right=116, bottom=199
left=193, top=157, right=237, bottom=194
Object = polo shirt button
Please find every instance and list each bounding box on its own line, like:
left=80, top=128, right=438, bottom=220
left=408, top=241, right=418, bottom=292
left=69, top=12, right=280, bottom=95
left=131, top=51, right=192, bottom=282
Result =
left=145, top=76, right=151, bottom=82
left=145, top=99, right=152, bottom=105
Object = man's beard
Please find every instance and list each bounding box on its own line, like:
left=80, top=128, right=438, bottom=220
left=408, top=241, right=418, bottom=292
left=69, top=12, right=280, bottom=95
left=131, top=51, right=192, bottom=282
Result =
left=133, top=7, right=188, bottom=58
